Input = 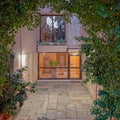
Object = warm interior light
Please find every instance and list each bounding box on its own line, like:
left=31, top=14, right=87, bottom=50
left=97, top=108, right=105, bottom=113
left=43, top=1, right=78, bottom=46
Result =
left=69, top=52, right=80, bottom=55
left=21, top=54, right=26, bottom=67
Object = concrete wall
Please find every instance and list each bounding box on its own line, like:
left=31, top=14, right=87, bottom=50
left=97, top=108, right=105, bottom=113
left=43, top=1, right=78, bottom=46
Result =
left=22, top=52, right=38, bottom=82
left=13, top=27, right=38, bottom=82
left=20, top=27, right=38, bottom=54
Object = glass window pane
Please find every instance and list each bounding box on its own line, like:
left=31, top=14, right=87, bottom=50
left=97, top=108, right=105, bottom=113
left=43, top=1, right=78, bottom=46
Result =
left=41, top=16, right=52, bottom=42
left=53, top=16, right=65, bottom=42
left=39, top=68, right=68, bottom=79
left=56, top=68, right=68, bottom=78
left=70, top=56, right=80, bottom=67
left=40, top=15, right=65, bottom=43
left=39, top=53, right=68, bottom=79
left=39, top=68, right=52, bottom=78
left=57, top=53, right=68, bottom=67
left=39, top=53, right=68, bottom=67
left=70, top=68, right=80, bottom=78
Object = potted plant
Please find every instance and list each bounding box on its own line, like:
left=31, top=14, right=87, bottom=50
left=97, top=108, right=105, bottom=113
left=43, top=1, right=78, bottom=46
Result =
left=49, top=61, right=59, bottom=78
left=49, top=61, right=59, bottom=67
left=0, top=67, right=36, bottom=119
left=56, top=39, right=66, bottom=45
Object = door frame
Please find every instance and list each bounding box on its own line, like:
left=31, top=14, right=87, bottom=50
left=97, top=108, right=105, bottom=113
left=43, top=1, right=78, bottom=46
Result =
left=68, top=53, right=82, bottom=79
left=38, top=51, right=82, bottom=80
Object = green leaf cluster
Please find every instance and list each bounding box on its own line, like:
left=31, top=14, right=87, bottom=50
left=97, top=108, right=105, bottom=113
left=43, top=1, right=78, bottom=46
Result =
left=49, top=61, right=59, bottom=67
left=0, top=68, right=36, bottom=115
left=0, top=0, right=43, bottom=94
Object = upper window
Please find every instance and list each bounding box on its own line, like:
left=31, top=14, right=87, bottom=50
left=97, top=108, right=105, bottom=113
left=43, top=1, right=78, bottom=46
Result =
left=40, top=15, right=65, bottom=44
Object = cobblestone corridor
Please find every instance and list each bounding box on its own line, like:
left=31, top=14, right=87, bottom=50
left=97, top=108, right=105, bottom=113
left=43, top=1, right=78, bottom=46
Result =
left=15, top=81, right=94, bottom=120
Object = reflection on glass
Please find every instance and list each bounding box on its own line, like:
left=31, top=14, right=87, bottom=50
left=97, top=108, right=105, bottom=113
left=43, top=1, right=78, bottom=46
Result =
left=40, top=15, right=65, bottom=43
left=41, top=16, right=52, bottom=41
left=38, top=53, right=81, bottom=79
left=46, top=16, right=52, bottom=30
left=69, top=55, right=81, bottom=79
left=53, top=16, right=65, bottom=41
left=39, top=53, right=68, bottom=67
left=39, top=53, right=68, bottom=79
left=39, top=68, right=68, bottom=78
left=70, top=68, right=80, bottom=78
left=70, top=56, right=80, bottom=67
left=39, top=68, right=52, bottom=78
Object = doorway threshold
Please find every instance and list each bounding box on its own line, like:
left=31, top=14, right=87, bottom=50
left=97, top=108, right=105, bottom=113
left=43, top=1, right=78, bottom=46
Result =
left=38, top=79, right=83, bottom=81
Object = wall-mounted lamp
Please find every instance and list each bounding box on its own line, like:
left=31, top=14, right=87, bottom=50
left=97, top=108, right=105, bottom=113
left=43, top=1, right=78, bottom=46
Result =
left=21, top=54, right=26, bottom=67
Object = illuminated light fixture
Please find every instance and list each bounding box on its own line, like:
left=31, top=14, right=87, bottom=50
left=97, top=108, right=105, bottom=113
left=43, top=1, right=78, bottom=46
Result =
left=68, top=48, right=80, bottom=56
left=18, top=54, right=21, bottom=69
left=72, top=53, right=79, bottom=55
left=21, top=54, right=26, bottom=67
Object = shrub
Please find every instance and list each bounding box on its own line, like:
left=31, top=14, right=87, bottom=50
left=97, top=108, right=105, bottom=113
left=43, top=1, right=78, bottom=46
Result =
left=0, top=67, right=36, bottom=115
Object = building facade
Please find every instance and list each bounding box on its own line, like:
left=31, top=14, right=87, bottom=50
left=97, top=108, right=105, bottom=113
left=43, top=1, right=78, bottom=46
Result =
left=13, top=7, right=87, bottom=81
left=13, top=7, right=98, bottom=99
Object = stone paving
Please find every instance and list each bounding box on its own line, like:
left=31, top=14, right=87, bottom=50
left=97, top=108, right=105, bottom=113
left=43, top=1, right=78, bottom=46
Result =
left=14, top=81, right=94, bottom=120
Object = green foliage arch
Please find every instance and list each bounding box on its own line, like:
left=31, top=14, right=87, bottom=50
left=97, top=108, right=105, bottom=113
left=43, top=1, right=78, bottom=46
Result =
left=0, top=0, right=120, bottom=119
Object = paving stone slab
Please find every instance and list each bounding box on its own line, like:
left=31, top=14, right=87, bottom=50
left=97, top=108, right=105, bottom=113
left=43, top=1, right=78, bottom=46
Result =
left=14, top=81, right=93, bottom=120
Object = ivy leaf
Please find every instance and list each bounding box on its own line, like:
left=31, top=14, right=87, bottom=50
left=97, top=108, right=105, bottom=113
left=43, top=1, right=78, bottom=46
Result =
left=96, top=5, right=108, bottom=19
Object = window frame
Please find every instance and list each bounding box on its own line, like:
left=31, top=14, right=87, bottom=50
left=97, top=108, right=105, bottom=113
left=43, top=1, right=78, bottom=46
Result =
left=40, top=15, right=66, bottom=43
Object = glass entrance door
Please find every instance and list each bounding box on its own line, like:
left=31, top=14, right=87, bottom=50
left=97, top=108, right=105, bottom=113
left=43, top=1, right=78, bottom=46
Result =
left=38, top=52, right=81, bottom=79
left=69, top=55, right=81, bottom=79
left=38, top=52, right=68, bottom=79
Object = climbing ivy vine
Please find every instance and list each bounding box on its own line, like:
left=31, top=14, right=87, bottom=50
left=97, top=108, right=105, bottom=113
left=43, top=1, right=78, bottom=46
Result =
left=0, top=0, right=46, bottom=94
left=0, top=0, right=120, bottom=119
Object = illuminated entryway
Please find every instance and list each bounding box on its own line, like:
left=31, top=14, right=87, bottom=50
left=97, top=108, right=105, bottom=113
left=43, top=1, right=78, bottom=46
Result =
left=38, top=52, right=81, bottom=79
left=69, top=55, right=81, bottom=79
